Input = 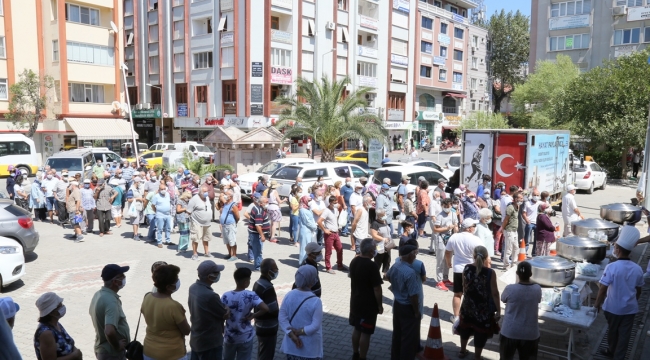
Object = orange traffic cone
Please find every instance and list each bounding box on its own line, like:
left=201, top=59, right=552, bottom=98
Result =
left=418, top=303, right=448, bottom=360
left=518, top=239, right=527, bottom=262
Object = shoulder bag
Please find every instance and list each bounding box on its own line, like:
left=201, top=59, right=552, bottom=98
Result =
left=126, top=292, right=151, bottom=360
left=289, top=295, right=317, bottom=325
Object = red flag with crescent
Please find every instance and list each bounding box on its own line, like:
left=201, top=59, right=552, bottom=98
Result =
left=492, top=133, right=527, bottom=188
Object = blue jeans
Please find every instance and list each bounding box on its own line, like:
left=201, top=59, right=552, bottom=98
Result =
left=290, top=214, right=300, bottom=242
left=525, top=223, right=536, bottom=256
left=146, top=214, right=156, bottom=240
left=191, top=346, right=222, bottom=360
left=222, top=340, right=253, bottom=360
left=155, top=213, right=172, bottom=244
left=249, top=232, right=263, bottom=270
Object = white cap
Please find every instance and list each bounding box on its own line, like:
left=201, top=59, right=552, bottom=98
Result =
left=108, top=179, right=119, bottom=186
left=454, top=188, right=462, bottom=195
left=616, top=225, right=639, bottom=251
left=461, top=218, right=479, bottom=229
left=567, top=184, right=576, bottom=191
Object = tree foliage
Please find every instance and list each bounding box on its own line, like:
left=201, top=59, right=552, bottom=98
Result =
left=457, top=112, right=511, bottom=131
left=4, top=69, right=54, bottom=138
left=487, top=10, right=530, bottom=113
left=552, top=50, right=650, bottom=179
left=179, top=150, right=233, bottom=177
left=274, top=76, right=387, bottom=162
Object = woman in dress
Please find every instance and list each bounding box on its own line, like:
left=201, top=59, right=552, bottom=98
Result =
left=476, top=208, right=495, bottom=257
left=14, top=175, right=30, bottom=211
left=298, top=195, right=318, bottom=264
left=175, top=191, right=192, bottom=253
left=279, top=265, right=323, bottom=360
left=370, top=209, right=392, bottom=278
left=142, top=264, right=190, bottom=360
left=267, top=180, right=286, bottom=243
left=33, top=292, right=82, bottom=360
left=289, top=185, right=302, bottom=245
left=30, top=175, right=47, bottom=221
left=534, top=203, right=557, bottom=256
left=127, top=176, right=145, bottom=240
left=457, top=246, right=500, bottom=359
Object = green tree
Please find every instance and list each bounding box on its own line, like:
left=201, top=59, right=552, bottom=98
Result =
left=511, top=55, right=580, bottom=129
left=552, top=50, right=650, bottom=179
left=274, top=76, right=387, bottom=162
left=4, top=69, right=54, bottom=138
left=487, top=10, right=530, bottom=113
left=457, top=112, right=511, bottom=131
left=177, top=150, right=233, bottom=177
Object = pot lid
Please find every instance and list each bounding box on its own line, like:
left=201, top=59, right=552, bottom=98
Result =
left=528, top=256, right=576, bottom=270
left=571, top=218, right=619, bottom=230
left=558, top=236, right=607, bottom=247
left=600, top=203, right=642, bottom=212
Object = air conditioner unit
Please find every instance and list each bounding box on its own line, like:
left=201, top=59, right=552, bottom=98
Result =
left=136, top=104, right=143, bottom=110
left=145, top=103, right=152, bottom=109
left=471, top=46, right=477, bottom=52
left=367, top=35, right=377, bottom=42
left=365, top=93, right=375, bottom=100
left=326, top=21, right=336, bottom=31
left=613, top=6, right=626, bottom=16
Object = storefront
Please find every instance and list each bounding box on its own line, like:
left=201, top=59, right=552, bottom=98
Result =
left=385, top=120, right=414, bottom=151
left=416, top=110, right=444, bottom=147
left=173, top=116, right=273, bottom=144
left=441, top=115, right=462, bottom=143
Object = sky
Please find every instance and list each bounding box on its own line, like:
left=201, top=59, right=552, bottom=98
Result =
left=483, top=0, right=531, bottom=17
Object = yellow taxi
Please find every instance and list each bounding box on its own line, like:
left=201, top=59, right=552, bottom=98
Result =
left=334, top=150, right=368, bottom=163
left=127, top=150, right=164, bottom=169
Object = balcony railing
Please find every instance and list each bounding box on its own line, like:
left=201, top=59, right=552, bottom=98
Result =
left=223, top=101, right=237, bottom=115
left=418, top=2, right=469, bottom=24
left=443, top=106, right=459, bottom=114
left=271, top=29, right=292, bottom=44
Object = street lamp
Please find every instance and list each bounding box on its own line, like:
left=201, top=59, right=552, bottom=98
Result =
left=146, top=83, right=165, bottom=143
left=120, top=63, right=140, bottom=168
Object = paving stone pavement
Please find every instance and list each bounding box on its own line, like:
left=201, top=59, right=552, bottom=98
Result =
left=4, top=185, right=636, bottom=360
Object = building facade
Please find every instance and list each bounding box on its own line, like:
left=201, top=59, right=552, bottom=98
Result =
left=530, top=0, right=650, bottom=72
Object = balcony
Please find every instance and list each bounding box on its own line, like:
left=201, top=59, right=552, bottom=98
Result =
left=223, top=101, right=237, bottom=115
left=270, top=102, right=290, bottom=115
left=271, top=30, right=292, bottom=44
left=443, top=106, right=459, bottom=114
left=359, top=15, right=378, bottom=31
left=418, top=1, right=470, bottom=24
left=357, top=45, right=378, bottom=59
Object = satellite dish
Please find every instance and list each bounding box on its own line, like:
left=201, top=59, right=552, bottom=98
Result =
left=111, top=101, right=121, bottom=110
left=110, top=21, right=118, bottom=33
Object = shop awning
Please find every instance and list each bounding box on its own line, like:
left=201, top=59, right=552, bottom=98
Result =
left=64, top=118, right=138, bottom=140
left=444, top=92, right=467, bottom=99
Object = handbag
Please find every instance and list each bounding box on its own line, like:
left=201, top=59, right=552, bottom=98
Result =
left=126, top=293, right=151, bottom=360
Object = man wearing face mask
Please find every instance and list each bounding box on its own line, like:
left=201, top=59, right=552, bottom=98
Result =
left=434, top=198, right=458, bottom=291
left=340, top=177, right=354, bottom=236
left=221, top=170, right=233, bottom=187
left=310, top=187, right=327, bottom=246
left=461, top=192, right=480, bottom=221
left=253, top=259, right=280, bottom=360
left=376, top=183, right=394, bottom=236
left=293, top=242, right=324, bottom=297
left=89, top=264, right=131, bottom=360
left=188, top=260, right=230, bottom=360
left=187, top=185, right=214, bottom=260
left=94, top=173, right=115, bottom=237
left=523, top=188, right=540, bottom=257
left=204, top=174, right=217, bottom=222
left=476, top=174, right=492, bottom=198
left=221, top=189, right=240, bottom=261
left=41, top=170, right=60, bottom=223
left=151, top=183, right=173, bottom=248
left=351, top=195, right=373, bottom=255
left=500, top=191, right=524, bottom=269
left=428, top=191, right=442, bottom=254
left=434, top=178, right=447, bottom=199
left=93, top=160, right=105, bottom=179
left=144, top=171, right=160, bottom=196
left=318, top=195, right=346, bottom=274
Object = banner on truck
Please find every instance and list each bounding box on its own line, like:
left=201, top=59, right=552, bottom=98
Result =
left=526, top=133, right=570, bottom=195
left=462, top=132, right=493, bottom=194
left=493, top=133, right=527, bottom=189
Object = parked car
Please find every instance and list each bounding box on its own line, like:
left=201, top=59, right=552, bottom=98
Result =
left=238, top=158, right=317, bottom=198
left=336, top=160, right=375, bottom=171
left=572, top=161, right=607, bottom=194
left=45, top=148, right=95, bottom=180
left=370, top=166, right=448, bottom=213
left=149, top=143, right=176, bottom=151
left=175, top=142, right=213, bottom=163
left=0, top=235, right=25, bottom=291
left=271, top=162, right=372, bottom=198
left=121, top=142, right=148, bottom=157
left=90, top=148, right=123, bottom=165
left=127, top=150, right=164, bottom=170
left=446, top=153, right=461, bottom=173
left=335, top=151, right=368, bottom=163
left=382, top=159, right=453, bottom=178
left=0, top=199, right=39, bottom=253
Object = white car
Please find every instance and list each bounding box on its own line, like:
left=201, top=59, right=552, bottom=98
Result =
left=382, top=159, right=454, bottom=179
left=0, top=236, right=25, bottom=290
left=238, top=158, right=317, bottom=198
left=174, top=142, right=213, bottom=163
left=271, top=162, right=372, bottom=198
left=446, top=153, right=461, bottom=173
left=369, top=165, right=448, bottom=213
left=572, top=161, right=607, bottom=194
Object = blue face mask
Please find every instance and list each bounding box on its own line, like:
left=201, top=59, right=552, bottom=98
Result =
left=203, top=192, right=210, bottom=199
left=226, top=175, right=231, bottom=179
left=84, top=184, right=90, bottom=189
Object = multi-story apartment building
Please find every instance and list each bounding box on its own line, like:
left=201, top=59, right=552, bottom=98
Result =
left=0, top=0, right=129, bottom=162
left=125, top=0, right=490, bottom=152
left=531, top=0, right=650, bottom=72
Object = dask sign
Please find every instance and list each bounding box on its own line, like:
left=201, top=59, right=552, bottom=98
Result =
left=271, top=66, right=293, bottom=85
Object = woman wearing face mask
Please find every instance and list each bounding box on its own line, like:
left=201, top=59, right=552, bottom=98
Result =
left=534, top=203, right=557, bottom=256
left=371, top=209, right=393, bottom=278
left=175, top=190, right=193, bottom=253
left=142, top=264, right=191, bottom=360
left=267, top=180, right=287, bottom=243
left=14, top=175, right=31, bottom=211
left=289, top=186, right=302, bottom=245
left=31, top=174, right=48, bottom=221
left=34, top=292, right=82, bottom=360
left=298, top=195, right=318, bottom=264
left=476, top=208, right=495, bottom=257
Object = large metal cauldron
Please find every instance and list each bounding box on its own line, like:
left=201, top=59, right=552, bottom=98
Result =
left=556, top=236, right=607, bottom=263
left=571, top=218, right=620, bottom=242
left=529, top=256, right=576, bottom=287
left=600, top=203, right=643, bottom=225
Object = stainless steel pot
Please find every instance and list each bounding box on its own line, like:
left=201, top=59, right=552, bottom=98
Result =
left=556, top=236, right=607, bottom=263
left=571, top=218, right=620, bottom=242
left=600, top=203, right=643, bottom=224
left=529, top=256, right=576, bottom=287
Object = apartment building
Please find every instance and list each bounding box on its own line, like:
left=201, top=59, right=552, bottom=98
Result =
left=530, top=0, right=650, bottom=72
left=0, top=0, right=129, bottom=162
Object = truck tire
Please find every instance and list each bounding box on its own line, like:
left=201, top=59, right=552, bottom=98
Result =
left=587, top=182, right=594, bottom=194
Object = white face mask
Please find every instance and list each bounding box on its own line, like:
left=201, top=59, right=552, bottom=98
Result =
left=317, top=196, right=323, bottom=202
left=356, top=189, right=362, bottom=194
left=118, top=278, right=126, bottom=289
left=517, top=201, right=523, bottom=206
left=443, top=207, right=451, bottom=213
left=380, top=215, right=388, bottom=221
left=532, top=196, right=540, bottom=202
left=58, top=305, right=67, bottom=318
left=485, top=219, right=492, bottom=224
left=346, top=182, right=352, bottom=187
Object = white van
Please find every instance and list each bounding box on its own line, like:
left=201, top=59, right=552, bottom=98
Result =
left=270, top=162, right=372, bottom=198
left=0, top=134, right=40, bottom=176
left=238, top=158, right=317, bottom=198
left=174, top=142, right=212, bottom=163
left=150, top=143, right=176, bottom=151
left=162, top=150, right=200, bottom=169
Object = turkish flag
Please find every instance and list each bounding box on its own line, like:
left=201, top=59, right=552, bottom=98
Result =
left=492, top=133, right=527, bottom=189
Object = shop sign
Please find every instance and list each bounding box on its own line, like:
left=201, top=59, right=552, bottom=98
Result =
left=391, top=54, right=408, bottom=66
left=368, top=138, right=383, bottom=169
left=221, top=32, right=234, bottom=46
left=202, top=117, right=269, bottom=128
left=444, top=116, right=462, bottom=125
left=615, top=45, right=637, bottom=58
left=433, top=56, right=446, bottom=66
left=628, top=6, right=650, bottom=22
left=251, top=104, right=263, bottom=115
left=132, top=108, right=161, bottom=119
left=359, top=107, right=378, bottom=115
left=271, top=29, right=292, bottom=44
left=452, top=83, right=463, bottom=91
left=360, top=15, right=378, bottom=30
left=358, top=75, right=377, bottom=88
left=387, top=109, right=404, bottom=121
left=416, top=110, right=444, bottom=121
left=251, top=84, right=263, bottom=102
left=392, top=0, right=410, bottom=13
left=385, top=121, right=409, bottom=129
left=438, top=34, right=450, bottom=45
left=548, top=14, right=590, bottom=30
left=177, top=103, right=188, bottom=117
left=270, top=66, right=293, bottom=84
left=358, top=45, right=378, bottom=59
left=252, top=62, right=263, bottom=77
left=135, top=118, right=155, bottom=128
left=452, top=14, right=465, bottom=24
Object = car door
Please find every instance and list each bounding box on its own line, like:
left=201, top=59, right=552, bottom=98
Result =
left=350, top=165, right=369, bottom=180
left=333, top=165, right=351, bottom=182
left=591, top=163, right=604, bottom=186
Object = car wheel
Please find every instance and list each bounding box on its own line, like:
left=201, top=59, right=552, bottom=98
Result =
left=601, top=177, right=607, bottom=190
left=587, top=182, right=594, bottom=194
left=17, top=165, right=31, bottom=176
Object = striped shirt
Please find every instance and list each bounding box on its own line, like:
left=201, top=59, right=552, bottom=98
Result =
left=122, top=167, right=135, bottom=182
left=386, top=259, right=421, bottom=307
left=248, top=204, right=270, bottom=234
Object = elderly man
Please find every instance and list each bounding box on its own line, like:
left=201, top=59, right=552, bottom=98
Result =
left=89, top=264, right=131, bottom=360
left=66, top=180, right=84, bottom=242
left=205, top=174, right=217, bottom=222
left=41, top=170, right=59, bottom=223
left=221, top=170, right=232, bottom=186
left=174, top=167, right=185, bottom=188
left=351, top=195, right=373, bottom=254
left=150, top=183, right=173, bottom=248
left=95, top=175, right=115, bottom=237
left=501, top=191, right=524, bottom=268
left=93, top=160, right=105, bottom=179
left=122, top=162, right=134, bottom=189
left=188, top=260, right=230, bottom=360
left=220, top=189, right=240, bottom=261
left=433, top=198, right=457, bottom=291
left=253, top=259, right=280, bottom=360
left=54, top=170, right=70, bottom=226
left=396, top=175, right=410, bottom=235
left=386, top=244, right=422, bottom=360
left=188, top=174, right=201, bottom=195
left=188, top=184, right=214, bottom=260
left=248, top=196, right=270, bottom=271
left=562, top=184, right=583, bottom=236
left=144, top=171, right=160, bottom=195
left=434, top=178, right=447, bottom=199
left=376, top=183, right=394, bottom=235
left=524, top=188, right=540, bottom=257
left=428, top=189, right=443, bottom=254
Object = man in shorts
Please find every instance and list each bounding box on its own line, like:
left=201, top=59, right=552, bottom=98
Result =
left=187, top=184, right=213, bottom=260
left=349, top=238, right=383, bottom=360
left=220, top=189, right=240, bottom=261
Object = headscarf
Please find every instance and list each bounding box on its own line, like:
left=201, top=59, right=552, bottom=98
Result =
left=367, top=183, right=379, bottom=198
left=300, top=195, right=311, bottom=209
left=294, top=265, right=318, bottom=289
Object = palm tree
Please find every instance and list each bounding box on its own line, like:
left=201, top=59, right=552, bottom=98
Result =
left=157, top=150, right=233, bottom=178
left=274, top=76, right=387, bottom=162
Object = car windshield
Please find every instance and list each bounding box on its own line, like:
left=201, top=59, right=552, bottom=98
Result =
left=272, top=166, right=301, bottom=180
left=336, top=152, right=351, bottom=157
left=195, top=145, right=211, bottom=152
left=258, top=162, right=283, bottom=174
left=372, top=170, right=402, bottom=186
left=46, top=158, right=83, bottom=171
left=449, top=156, right=461, bottom=167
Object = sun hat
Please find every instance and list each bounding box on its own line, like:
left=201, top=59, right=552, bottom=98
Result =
left=35, top=292, right=63, bottom=318
left=0, top=297, right=20, bottom=320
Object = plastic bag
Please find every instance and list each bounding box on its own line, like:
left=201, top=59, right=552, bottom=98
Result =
left=452, top=317, right=460, bottom=335
left=127, top=201, right=138, bottom=218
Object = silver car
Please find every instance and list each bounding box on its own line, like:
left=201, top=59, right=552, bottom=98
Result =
left=0, top=199, right=40, bottom=253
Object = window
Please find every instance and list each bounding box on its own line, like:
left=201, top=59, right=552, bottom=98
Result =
left=192, top=17, right=212, bottom=36
left=173, top=0, right=184, bottom=5
left=0, top=78, right=6, bottom=100
left=334, top=166, right=351, bottom=178
left=439, top=46, right=447, bottom=58
left=193, top=51, right=213, bottom=69
left=471, top=78, right=477, bottom=89
left=420, top=65, right=432, bottom=78
left=173, top=20, right=184, bottom=40
left=551, top=1, right=592, bottom=17
left=271, top=16, right=279, bottom=30
left=616, top=0, right=642, bottom=7
left=471, top=100, right=476, bottom=111
left=66, top=42, right=115, bottom=66
left=453, top=49, right=463, bottom=61
left=337, top=56, right=347, bottom=75
left=340, top=27, right=349, bottom=43
left=124, top=0, right=134, bottom=15
left=0, top=37, right=5, bottom=58
left=614, top=28, right=641, bottom=45
left=0, top=141, right=32, bottom=156
left=645, top=27, right=650, bottom=42
left=52, top=40, right=59, bottom=61
left=304, top=18, right=315, bottom=37
left=549, top=34, right=590, bottom=50
left=421, top=41, right=433, bottom=54
left=221, top=47, right=234, bottom=67
left=434, top=0, right=442, bottom=7
left=471, top=56, right=477, bottom=69
left=149, top=25, right=159, bottom=42
left=196, top=85, right=207, bottom=103
left=422, top=16, right=433, bottom=30
left=440, top=23, right=448, bottom=34
left=452, top=71, right=462, bottom=83
left=472, top=35, right=478, bottom=48
left=173, top=53, right=184, bottom=72
left=449, top=5, right=458, bottom=14
left=223, top=82, right=236, bottom=102
left=454, top=27, right=464, bottom=40
left=302, top=51, right=314, bottom=71
left=388, top=93, right=406, bottom=109
left=149, top=56, right=159, bottom=74
left=357, top=61, right=377, bottom=77
left=392, top=39, right=408, bottom=56
left=337, top=0, right=348, bottom=11
left=217, top=15, right=228, bottom=32
left=65, top=4, right=100, bottom=26
left=391, top=67, right=407, bottom=83
left=350, top=166, right=367, bottom=178
left=68, top=83, right=105, bottom=103
left=271, top=48, right=291, bottom=67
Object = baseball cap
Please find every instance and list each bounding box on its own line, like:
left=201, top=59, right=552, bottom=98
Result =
left=401, top=175, right=410, bottom=181
left=61, top=171, right=69, bottom=177
left=0, top=297, right=20, bottom=320
left=133, top=176, right=142, bottom=183
left=483, top=189, right=491, bottom=195
left=197, top=260, right=225, bottom=279
left=35, top=292, right=63, bottom=318
left=567, top=184, right=576, bottom=191
left=305, top=242, right=323, bottom=253
left=83, top=179, right=91, bottom=184
left=354, top=182, right=363, bottom=188
left=184, top=170, right=190, bottom=175
left=252, top=193, right=261, bottom=200
left=418, top=176, right=426, bottom=182
left=453, top=188, right=462, bottom=195
left=100, top=264, right=130, bottom=281
left=461, top=218, right=479, bottom=229
left=399, top=245, right=417, bottom=256
left=438, top=178, right=447, bottom=184
left=381, top=184, right=390, bottom=190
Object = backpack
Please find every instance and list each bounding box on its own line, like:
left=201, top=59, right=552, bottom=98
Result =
left=262, top=188, right=269, bottom=197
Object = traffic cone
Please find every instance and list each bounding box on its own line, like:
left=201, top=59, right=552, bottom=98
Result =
left=418, top=303, right=448, bottom=360
left=518, top=239, right=527, bottom=262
